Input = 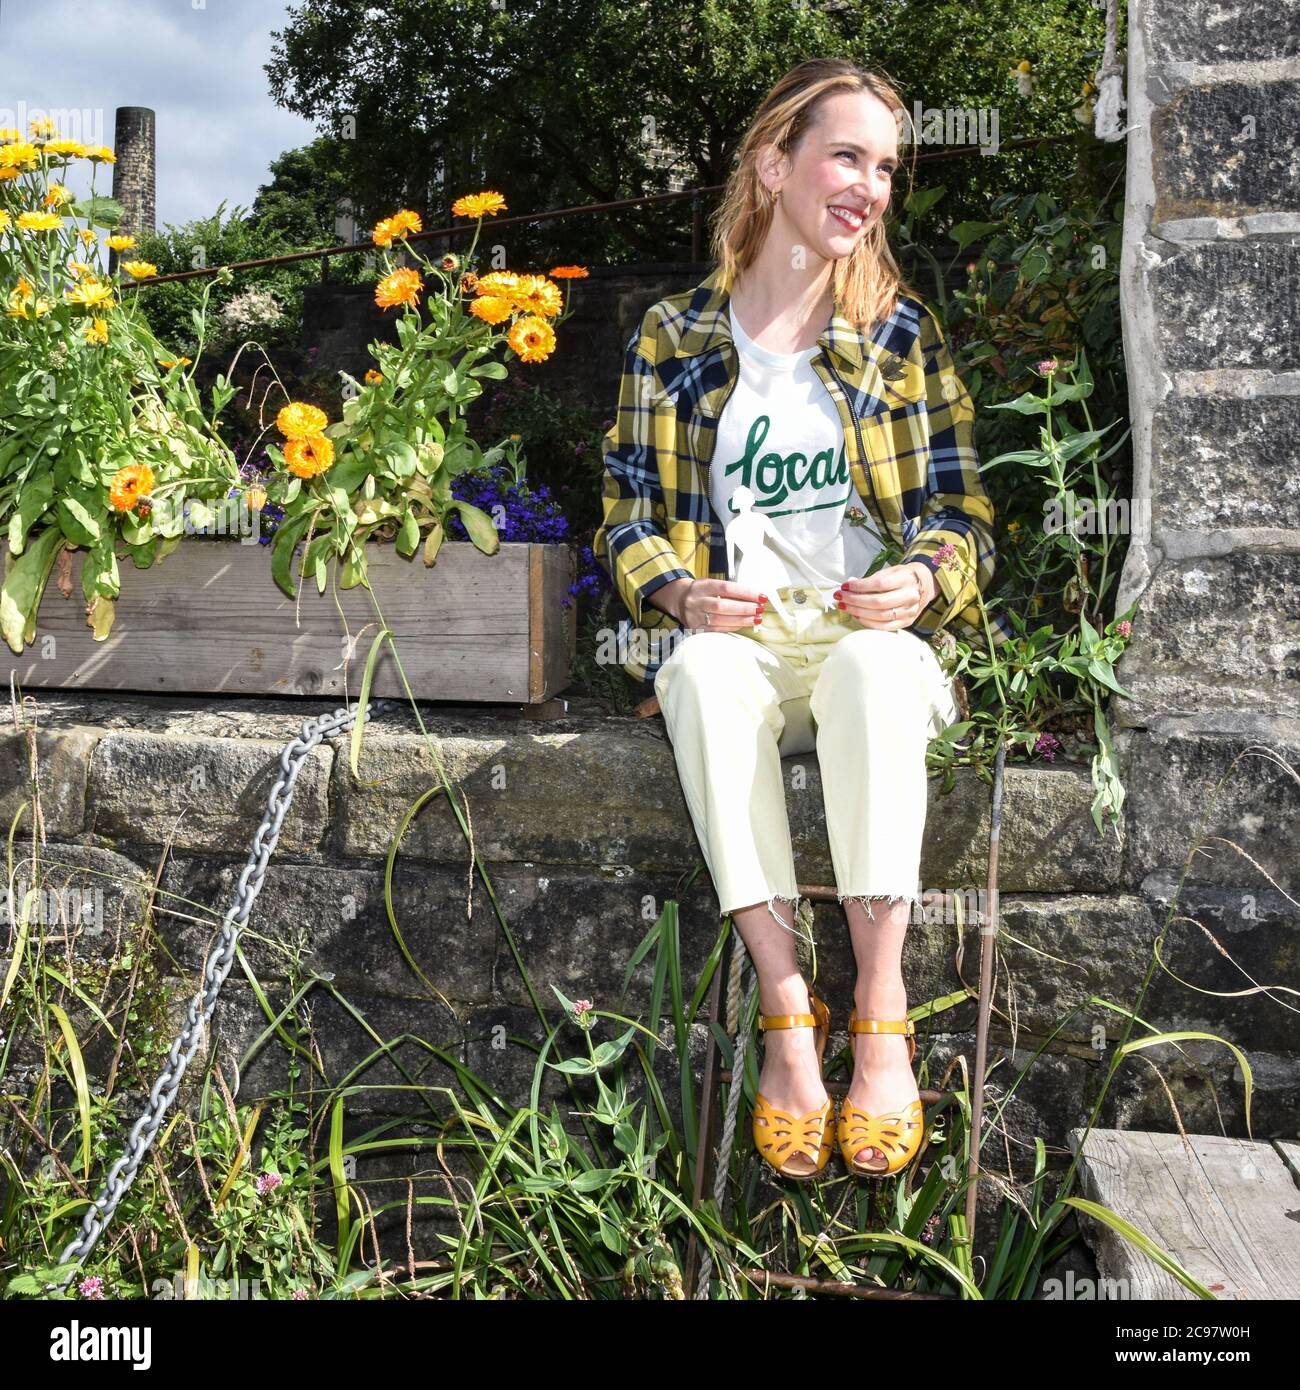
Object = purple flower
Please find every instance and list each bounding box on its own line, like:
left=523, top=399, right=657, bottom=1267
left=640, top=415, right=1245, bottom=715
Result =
left=1033, top=731, right=1061, bottom=761
left=256, top=1171, right=283, bottom=1195
left=78, top=1275, right=105, bottom=1299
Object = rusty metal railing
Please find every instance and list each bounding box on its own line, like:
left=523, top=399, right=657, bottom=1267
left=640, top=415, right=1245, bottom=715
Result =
left=121, top=130, right=1083, bottom=291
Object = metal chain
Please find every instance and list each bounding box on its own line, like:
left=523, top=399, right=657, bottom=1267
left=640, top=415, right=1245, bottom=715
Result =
left=46, top=701, right=374, bottom=1293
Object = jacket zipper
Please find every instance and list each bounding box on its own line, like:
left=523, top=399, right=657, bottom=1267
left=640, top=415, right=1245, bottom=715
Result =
left=820, top=351, right=901, bottom=550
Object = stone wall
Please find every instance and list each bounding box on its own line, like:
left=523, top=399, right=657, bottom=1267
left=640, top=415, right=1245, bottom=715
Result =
left=1110, top=0, right=1299, bottom=1124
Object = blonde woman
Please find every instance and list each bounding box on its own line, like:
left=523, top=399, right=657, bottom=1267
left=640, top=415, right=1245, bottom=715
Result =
left=592, top=58, right=1004, bottom=1180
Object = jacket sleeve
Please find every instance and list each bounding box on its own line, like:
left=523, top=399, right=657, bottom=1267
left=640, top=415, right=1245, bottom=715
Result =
left=902, top=305, right=998, bottom=638
left=591, top=318, right=694, bottom=628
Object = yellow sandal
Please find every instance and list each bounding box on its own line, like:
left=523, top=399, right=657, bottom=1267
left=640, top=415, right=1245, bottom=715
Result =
left=837, top=1014, right=925, bottom=1179
left=752, top=993, right=834, bottom=1182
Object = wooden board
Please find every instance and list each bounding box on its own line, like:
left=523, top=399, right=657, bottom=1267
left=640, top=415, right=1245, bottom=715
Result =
left=3, top=538, right=576, bottom=703
left=1068, top=1128, right=1300, bottom=1299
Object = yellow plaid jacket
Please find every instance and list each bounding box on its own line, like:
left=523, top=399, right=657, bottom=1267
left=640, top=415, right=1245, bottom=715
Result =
left=592, top=265, right=1011, bottom=693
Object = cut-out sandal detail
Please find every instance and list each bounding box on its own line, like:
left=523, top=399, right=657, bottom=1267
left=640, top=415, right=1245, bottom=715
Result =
left=752, top=992, right=834, bottom=1181
left=837, top=1013, right=925, bottom=1179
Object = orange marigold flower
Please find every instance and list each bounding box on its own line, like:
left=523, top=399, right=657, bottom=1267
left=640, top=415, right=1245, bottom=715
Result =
left=276, top=401, right=330, bottom=439
left=364, top=368, right=384, bottom=384
left=458, top=271, right=478, bottom=294
left=79, top=228, right=96, bottom=244
left=284, top=433, right=335, bottom=478
left=468, top=295, right=514, bottom=326
left=450, top=190, right=506, bottom=219
left=108, top=463, right=155, bottom=513
left=245, top=485, right=268, bottom=512
left=374, top=267, right=422, bottom=311
left=371, top=217, right=397, bottom=248
left=474, top=270, right=521, bottom=299
left=548, top=265, right=589, bottom=279
left=506, top=315, right=556, bottom=364
left=510, top=273, right=563, bottom=318
left=440, top=252, right=459, bottom=272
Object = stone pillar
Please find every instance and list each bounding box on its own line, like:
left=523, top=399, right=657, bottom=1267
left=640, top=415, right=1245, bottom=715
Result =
left=1114, top=6, right=1299, bottom=922
left=110, top=107, right=155, bottom=245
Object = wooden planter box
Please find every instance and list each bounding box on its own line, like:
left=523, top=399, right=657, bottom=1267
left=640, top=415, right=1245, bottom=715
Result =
left=3, top=539, right=576, bottom=703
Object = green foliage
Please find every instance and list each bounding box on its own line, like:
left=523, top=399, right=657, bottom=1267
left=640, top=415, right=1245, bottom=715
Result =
left=265, top=0, right=1121, bottom=267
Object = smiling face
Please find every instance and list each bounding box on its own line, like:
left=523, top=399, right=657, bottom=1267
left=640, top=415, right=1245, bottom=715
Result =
left=761, top=88, right=901, bottom=264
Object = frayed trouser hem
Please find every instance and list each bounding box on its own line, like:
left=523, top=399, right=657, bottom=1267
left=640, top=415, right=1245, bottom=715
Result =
left=720, top=892, right=804, bottom=937
left=837, top=891, right=920, bottom=923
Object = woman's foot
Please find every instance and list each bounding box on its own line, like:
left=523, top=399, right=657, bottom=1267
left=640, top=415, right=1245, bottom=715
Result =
left=843, top=982, right=918, bottom=1172
left=755, top=984, right=831, bottom=1177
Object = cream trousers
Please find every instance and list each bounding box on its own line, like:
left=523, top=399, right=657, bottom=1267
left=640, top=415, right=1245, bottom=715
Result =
left=652, top=582, right=961, bottom=934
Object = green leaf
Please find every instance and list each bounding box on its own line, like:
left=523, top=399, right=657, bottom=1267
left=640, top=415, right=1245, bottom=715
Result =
left=395, top=510, right=419, bottom=557
left=1, top=525, right=63, bottom=653
left=68, top=194, right=124, bottom=230
left=57, top=495, right=100, bottom=546
left=949, top=219, right=1001, bottom=251
left=448, top=500, right=499, bottom=555
left=569, top=1168, right=618, bottom=1193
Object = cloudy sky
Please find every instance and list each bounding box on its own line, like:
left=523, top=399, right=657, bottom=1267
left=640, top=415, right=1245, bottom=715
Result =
left=0, top=0, right=319, bottom=228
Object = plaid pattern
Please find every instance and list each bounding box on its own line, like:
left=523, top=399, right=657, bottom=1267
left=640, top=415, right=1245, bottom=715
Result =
left=592, top=265, right=1012, bottom=693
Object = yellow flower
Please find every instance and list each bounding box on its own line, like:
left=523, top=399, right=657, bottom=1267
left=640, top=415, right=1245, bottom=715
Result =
left=284, top=433, right=335, bottom=478
left=548, top=265, right=589, bottom=279
left=157, top=356, right=192, bottom=369
left=6, top=276, right=53, bottom=318
left=108, top=463, right=155, bottom=513
left=468, top=295, right=514, bottom=326
left=245, top=485, right=268, bottom=512
left=66, top=278, right=114, bottom=308
left=0, top=141, right=40, bottom=169
left=43, top=182, right=74, bottom=207
left=0, top=128, right=20, bottom=143
left=0, top=168, right=19, bottom=183
left=85, top=146, right=116, bottom=163
left=371, top=217, right=397, bottom=248
left=374, top=267, right=422, bottom=310
left=276, top=401, right=330, bottom=439
left=43, top=138, right=88, bottom=159
left=85, top=317, right=109, bottom=345
left=1015, top=60, right=1032, bottom=73
left=364, top=368, right=384, bottom=384
left=450, top=190, right=507, bottom=219
left=0, top=211, right=9, bottom=231
left=121, top=260, right=158, bottom=279
left=17, top=210, right=63, bottom=232
left=506, top=315, right=556, bottom=364
left=79, top=228, right=96, bottom=244
left=105, top=234, right=136, bottom=251
left=29, top=116, right=58, bottom=138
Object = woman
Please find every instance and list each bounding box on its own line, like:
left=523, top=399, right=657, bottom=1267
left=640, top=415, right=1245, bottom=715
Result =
left=592, top=59, right=1002, bottom=1180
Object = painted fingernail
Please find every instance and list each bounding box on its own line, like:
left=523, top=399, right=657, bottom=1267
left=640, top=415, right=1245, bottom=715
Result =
left=836, top=600, right=845, bottom=609
left=754, top=616, right=763, bottom=624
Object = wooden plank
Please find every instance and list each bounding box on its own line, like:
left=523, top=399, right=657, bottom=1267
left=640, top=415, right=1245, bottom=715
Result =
left=1068, top=1128, right=1300, bottom=1299
left=3, top=538, right=575, bottom=704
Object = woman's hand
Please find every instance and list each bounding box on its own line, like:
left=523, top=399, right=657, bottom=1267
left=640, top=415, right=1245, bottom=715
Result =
left=834, top=563, right=937, bottom=629
left=654, top=577, right=767, bottom=630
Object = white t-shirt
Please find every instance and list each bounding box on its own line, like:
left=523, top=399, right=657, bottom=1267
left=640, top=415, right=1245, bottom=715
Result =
left=710, top=302, right=886, bottom=597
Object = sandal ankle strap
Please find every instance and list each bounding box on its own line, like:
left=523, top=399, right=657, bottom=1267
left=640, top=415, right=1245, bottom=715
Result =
left=759, top=1012, right=816, bottom=1031
left=847, top=1014, right=915, bottom=1038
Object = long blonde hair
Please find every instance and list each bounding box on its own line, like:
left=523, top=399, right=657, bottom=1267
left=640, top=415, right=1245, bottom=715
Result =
left=709, top=58, right=920, bottom=332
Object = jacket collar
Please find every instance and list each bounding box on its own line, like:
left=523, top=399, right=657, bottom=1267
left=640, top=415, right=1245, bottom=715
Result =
left=673, top=262, right=866, bottom=372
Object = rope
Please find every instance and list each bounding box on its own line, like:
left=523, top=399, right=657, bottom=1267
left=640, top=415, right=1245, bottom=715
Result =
left=1093, top=0, right=1128, bottom=141
left=693, top=935, right=757, bottom=1298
